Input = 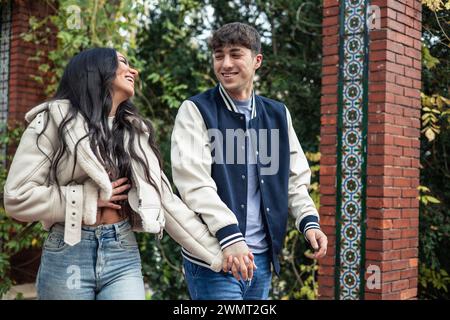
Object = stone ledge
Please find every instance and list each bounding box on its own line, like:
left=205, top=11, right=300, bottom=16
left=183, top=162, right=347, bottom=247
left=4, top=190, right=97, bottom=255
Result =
left=2, top=283, right=37, bottom=300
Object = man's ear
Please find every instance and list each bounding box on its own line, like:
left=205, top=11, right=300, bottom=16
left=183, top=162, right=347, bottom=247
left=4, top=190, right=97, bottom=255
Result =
left=254, top=53, right=263, bottom=70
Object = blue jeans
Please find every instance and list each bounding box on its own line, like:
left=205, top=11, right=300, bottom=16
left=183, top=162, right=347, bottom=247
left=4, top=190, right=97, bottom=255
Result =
left=36, top=219, right=145, bottom=300
left=183, top=251, right=272, bottom=300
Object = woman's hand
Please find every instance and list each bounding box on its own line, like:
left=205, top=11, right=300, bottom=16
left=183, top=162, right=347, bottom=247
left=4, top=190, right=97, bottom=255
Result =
left=222, top=241, right=256, bottom=281
left=97, top=177, right=131, bottom=210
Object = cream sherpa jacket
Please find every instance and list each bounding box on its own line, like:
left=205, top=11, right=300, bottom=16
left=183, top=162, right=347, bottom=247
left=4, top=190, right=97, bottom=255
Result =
left=3, top=99, right=223, bottom=271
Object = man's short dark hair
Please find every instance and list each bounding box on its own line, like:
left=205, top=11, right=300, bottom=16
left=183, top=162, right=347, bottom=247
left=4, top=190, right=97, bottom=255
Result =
left=209, top=22, right=261, bottom=55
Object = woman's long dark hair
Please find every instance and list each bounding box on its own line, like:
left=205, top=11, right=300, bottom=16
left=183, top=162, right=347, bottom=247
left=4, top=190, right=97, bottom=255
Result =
left=38, top=48, right=163, bottom=220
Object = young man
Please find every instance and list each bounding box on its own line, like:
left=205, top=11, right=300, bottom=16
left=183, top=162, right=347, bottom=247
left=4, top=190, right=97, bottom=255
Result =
left=171, top=22, right=327, bottom=300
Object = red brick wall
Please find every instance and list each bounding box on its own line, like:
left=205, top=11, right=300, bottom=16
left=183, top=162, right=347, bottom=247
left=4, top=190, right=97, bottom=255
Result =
left=364, top=0, right=421, bottom=300
left=318, top=0, right=422, bottom=300
left=318, top=0, right=339, bottom=300
left=8, top=0, right=55, bottom=126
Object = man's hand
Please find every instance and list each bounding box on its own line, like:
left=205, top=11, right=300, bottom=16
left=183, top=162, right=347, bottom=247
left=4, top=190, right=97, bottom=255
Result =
left=222, top=241, right=256, bottom=281
left=305, top=229, right=328, bottom=259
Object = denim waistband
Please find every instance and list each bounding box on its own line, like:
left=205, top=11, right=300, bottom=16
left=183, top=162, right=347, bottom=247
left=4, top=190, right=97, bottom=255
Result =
left=51, top=219, right=131, bottom=240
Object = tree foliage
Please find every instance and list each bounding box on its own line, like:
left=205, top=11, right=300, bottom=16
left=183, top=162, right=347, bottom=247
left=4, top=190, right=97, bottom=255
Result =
left=0, top=124, right=47, bottom=297
left=419, top=0, right=450, bottom=299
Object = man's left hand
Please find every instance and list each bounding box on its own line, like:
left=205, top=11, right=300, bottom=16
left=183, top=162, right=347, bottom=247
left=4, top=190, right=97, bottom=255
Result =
left=305, top=229, right=328, bottom=259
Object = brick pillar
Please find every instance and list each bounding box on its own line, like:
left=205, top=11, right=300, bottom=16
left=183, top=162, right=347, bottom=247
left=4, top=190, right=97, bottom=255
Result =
left=8, top=0, right=55, bottom=126
left=1, top=0, right=56, bottom=285
left=317, top=0, right=340, bottom=300
left=318, top=0, right=422, bottom=300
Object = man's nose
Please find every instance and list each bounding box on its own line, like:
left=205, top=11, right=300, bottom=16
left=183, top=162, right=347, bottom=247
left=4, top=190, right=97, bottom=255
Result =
left=222, top=55, right=233, bottom=69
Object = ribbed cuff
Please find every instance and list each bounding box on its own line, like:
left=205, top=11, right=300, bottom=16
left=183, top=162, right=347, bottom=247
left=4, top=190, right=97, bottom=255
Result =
left=216, top=224, right=245, bottom=250
left=299, top=215, right=321, bottom=235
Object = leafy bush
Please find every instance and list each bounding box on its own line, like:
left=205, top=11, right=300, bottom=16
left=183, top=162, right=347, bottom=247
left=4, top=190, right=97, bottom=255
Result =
left=0, top=124, right=47, bottom=297
left=419, top=1, right=450, bottom=299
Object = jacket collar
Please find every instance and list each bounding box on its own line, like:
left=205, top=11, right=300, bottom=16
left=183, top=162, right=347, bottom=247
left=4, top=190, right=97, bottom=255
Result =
left=25, top=100, right=113, bottom=201
left=218, top=83, right=256, bottom=119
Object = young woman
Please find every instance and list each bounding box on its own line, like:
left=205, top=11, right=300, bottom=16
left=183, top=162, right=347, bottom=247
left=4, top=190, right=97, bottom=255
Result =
left=3, top=48, right=253, bottom=300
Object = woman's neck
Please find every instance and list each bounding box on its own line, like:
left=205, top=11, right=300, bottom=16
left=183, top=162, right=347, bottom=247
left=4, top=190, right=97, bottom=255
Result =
left=111, top=93, right=127, bottom=116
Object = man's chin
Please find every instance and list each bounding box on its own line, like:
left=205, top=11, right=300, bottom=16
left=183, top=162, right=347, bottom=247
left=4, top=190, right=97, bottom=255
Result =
left=220, top=81, right=238, bottom=91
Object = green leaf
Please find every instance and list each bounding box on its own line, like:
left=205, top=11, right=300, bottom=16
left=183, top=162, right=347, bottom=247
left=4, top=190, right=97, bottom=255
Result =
left=426, top=196, right=441, bottom=204
left=38, top=64, right=50, bottom=73
left=424, top=128, right=436, bottom=141
left=422, top=46, right=440, bottom=69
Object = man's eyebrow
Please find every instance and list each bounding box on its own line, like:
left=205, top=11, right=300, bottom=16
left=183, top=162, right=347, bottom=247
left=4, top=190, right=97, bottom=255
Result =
left=213, top=47, right=243, bottom=54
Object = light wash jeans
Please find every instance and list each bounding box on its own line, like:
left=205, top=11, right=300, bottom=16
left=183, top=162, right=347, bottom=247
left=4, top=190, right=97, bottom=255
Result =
left=36, top=219, right=145, bottom=300
left=183, top=251, right=272, bottom=300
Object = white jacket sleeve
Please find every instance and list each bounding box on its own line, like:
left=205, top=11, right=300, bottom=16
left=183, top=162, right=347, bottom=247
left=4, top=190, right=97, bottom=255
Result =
left=3, top=113, right=99, bottom=235
left=171, top=100, right=245, bottom=250
left=126, top=128, right=223, bottom=271
left=285, top=106, right=321, bottom=235
left=159, top=172, right=223, bottom=272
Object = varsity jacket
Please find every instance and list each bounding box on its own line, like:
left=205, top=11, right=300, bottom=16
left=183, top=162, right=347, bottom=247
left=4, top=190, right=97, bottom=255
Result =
left=171, top=84, right=321, bottom=273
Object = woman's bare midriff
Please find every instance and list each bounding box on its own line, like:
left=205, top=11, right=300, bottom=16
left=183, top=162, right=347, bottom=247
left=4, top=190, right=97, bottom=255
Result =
left=83, top=208, right=125, bottom=227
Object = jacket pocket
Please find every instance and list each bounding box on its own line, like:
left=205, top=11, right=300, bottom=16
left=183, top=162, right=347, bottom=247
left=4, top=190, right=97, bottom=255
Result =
left=157, top=209, right=165, bottom=228
left=140, top=207, right=163, bottom=233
